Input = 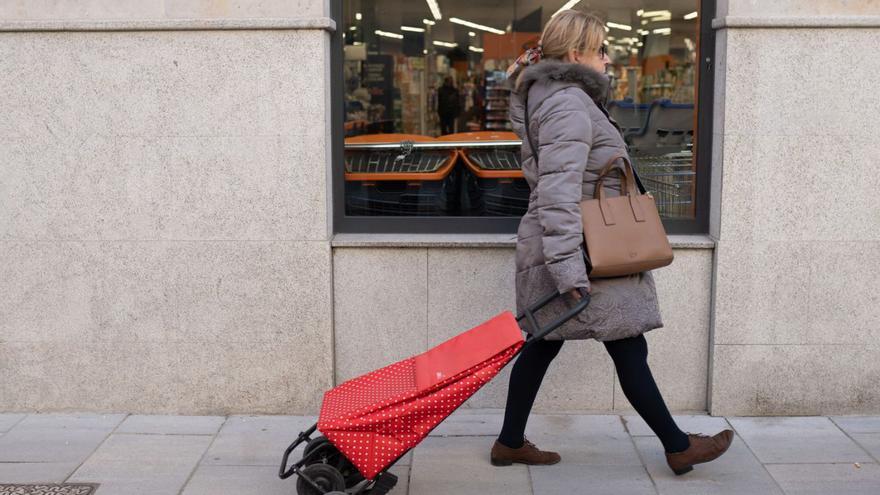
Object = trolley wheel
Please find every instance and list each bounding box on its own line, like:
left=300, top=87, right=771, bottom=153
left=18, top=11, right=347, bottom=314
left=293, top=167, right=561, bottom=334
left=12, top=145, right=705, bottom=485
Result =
left=302, top=436, right=364, bottom=487
left=302, top=437, right=341, bottom=466
left=303, top=437, right=331, bottom=459
left=296, top=463, right=345, bottom=495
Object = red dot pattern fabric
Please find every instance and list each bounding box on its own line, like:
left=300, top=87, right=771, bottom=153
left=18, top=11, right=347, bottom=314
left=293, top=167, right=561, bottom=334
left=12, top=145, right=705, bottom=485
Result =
left=317, top=311, right=525, bottom=480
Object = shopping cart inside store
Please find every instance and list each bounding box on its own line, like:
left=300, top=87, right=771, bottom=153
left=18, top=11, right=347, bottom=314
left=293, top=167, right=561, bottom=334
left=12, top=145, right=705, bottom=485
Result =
left=438, top=131, right=528, bottom=217
left=631, top=151, right=696, bottom=218
left=343, top=134, right=460, bottom=216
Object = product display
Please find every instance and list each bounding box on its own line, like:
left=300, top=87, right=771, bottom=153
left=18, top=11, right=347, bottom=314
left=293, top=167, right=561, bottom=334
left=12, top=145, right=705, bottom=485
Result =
left=484, top=71, right=513, bottom=131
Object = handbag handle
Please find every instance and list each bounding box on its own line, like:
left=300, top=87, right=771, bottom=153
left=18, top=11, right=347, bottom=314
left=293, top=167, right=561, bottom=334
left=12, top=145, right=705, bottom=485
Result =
left=594, top=155, right=638, bottom=200
left=591, top=155, right=647, bottom=226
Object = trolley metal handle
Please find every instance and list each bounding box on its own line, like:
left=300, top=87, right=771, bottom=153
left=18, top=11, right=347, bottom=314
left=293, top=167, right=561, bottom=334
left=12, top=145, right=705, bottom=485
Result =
left=515, top=287, right=590, bottom=346
left=279, top=423, right=317, bottom=480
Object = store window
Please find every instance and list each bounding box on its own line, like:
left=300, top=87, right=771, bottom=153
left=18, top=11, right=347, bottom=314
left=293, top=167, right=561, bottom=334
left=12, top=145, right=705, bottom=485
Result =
left=332, top=0, right=714, bottom=233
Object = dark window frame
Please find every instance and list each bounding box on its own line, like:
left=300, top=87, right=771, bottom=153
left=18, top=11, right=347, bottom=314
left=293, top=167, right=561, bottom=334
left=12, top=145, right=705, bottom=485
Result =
left=330, top=0, right=715, bottom=235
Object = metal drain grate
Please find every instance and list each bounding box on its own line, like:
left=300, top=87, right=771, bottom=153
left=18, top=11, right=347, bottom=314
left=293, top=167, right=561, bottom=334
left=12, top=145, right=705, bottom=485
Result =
left=0, top=484, right=98, bottom=495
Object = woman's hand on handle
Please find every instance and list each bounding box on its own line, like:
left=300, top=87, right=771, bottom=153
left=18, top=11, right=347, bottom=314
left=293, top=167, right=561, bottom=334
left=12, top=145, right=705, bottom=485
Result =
left=570, top=286, right=591, bottom=300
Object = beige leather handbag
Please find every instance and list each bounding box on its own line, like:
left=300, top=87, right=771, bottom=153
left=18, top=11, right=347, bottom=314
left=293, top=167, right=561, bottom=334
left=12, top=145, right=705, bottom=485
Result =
left=581, top=156, right=673, bottom=278
left=522, top=92, right=672, bottom=278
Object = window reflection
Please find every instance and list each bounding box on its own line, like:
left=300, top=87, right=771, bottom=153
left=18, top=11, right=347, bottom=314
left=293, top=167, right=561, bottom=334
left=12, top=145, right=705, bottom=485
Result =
left=342, top=1, right=700, bottom=219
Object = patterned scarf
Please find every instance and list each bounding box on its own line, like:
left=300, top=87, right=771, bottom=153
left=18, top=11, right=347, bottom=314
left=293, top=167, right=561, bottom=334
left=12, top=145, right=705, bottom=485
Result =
left=506, top=43, right=543, bottom=80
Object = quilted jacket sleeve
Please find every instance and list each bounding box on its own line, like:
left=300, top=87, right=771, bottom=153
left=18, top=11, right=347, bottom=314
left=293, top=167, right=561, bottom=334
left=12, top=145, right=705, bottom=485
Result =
left=531, top=88, right=592, bottom=294
left=508, top=82, right=526, bottom=140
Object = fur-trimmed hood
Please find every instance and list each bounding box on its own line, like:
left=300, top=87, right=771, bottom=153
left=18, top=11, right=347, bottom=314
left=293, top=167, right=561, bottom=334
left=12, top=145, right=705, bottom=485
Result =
left=507, top=58, right=614, bottom=146
left=514, top=59, right=610, bottom=104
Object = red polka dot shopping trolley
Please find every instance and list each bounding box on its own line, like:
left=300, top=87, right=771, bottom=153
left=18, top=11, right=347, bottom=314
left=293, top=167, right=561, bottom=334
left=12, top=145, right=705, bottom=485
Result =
left=279, top=288, right=590, bottom=495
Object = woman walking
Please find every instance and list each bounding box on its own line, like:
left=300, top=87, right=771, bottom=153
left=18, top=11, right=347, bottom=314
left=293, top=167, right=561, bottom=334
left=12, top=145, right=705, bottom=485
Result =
left=490, top=10, right=733, bottom=476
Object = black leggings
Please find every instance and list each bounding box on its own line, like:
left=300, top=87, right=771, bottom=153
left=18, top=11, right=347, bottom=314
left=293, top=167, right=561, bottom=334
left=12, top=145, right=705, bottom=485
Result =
left=497, top=333, right=690, bottom=454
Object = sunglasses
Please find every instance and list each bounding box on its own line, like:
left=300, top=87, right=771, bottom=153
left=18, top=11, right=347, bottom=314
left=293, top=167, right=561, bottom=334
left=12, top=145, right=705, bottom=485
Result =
left=599, top=44, right=608, bottom=58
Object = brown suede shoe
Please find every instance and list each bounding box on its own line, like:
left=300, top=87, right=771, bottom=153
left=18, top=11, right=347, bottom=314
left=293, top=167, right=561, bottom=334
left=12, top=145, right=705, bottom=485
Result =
left=665, top=429, right=734, bottom=475
left=490, top=437, right=561, bottom=466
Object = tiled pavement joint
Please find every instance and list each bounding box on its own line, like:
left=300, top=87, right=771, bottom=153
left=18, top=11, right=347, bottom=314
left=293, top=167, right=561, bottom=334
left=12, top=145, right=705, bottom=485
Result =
left=727, top=417, right=789, bottom=495
left=176, top=416, right=229, bottom=495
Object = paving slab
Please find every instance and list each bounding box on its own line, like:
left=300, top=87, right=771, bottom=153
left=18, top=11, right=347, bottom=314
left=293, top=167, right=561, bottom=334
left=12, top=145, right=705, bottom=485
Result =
left=524, top=414, right=643, bottom=466
left=832, top=416, right=880, bottom=434
left=0, top=413, right=26, bottom=432
left=116, top=415, right=225, bottom=435
left=68, top=433, right=212, bottom=495
left=409, top=436, right=531, bottom=495
left=529, top=463, right=656, bottom=495
left=386, top=465, right=409, bottom=495
left=633, top=434, right=784, bottom=494
left=0, top=414, right=126, bottom=462
left=13, top=414, right=126, bottom=431
left=394, top=450, right=413, bottom=466
left=429, top=412, right=502, bottom=437
left=457, top=407, right=505, bottom=415
left=182, top=464, right=409, bottom=495
left=765, top=462, right=880, bottom=495
left=181, top=465, right=299, bottom=495
left=203, top=415, right=316, bottom=466
left=851, top=433, right=880, bottom=460
left=0, top=428, right=114, bottom=463
left=0, top=462, right=80, bottom=483
left=623, top=414, right=732, bottom=437
left=728, top=417, right=874, bottom=464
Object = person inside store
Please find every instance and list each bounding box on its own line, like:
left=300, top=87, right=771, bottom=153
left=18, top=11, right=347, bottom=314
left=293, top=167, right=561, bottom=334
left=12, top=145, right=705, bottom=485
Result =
left=491, top=9, right=734, bottom=476
left=437, top=76, right=461, bottom=135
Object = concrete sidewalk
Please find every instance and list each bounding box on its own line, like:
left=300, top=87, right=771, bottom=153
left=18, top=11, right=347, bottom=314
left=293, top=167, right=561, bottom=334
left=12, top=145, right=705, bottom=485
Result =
left=1, top=410, right=879, bottom=494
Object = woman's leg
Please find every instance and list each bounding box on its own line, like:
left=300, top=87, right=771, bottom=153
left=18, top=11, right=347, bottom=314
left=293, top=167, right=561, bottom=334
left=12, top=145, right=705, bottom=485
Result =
left=497, top=337, right=565, bottom=448
left=603, top=334, right=690, bottom=453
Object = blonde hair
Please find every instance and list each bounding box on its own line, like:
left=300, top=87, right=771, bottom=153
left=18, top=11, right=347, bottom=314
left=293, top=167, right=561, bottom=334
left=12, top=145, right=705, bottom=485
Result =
left=541, top=9, right=606, bottom=61
left=513, top=10, right=606, bottom=90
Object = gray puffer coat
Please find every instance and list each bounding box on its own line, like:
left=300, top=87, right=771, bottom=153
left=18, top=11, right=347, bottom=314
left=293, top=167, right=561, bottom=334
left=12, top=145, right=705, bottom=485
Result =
left=509, top=59, right=664, bottom=341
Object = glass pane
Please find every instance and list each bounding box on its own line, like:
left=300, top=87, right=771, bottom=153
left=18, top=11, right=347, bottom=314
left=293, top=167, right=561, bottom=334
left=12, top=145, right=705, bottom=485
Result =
left=341, top=0, right=701, bottom=219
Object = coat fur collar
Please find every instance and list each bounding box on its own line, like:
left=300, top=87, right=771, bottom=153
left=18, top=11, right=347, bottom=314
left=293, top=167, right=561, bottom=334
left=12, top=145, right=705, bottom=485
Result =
left=515, top=59, right=609, bottom=104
